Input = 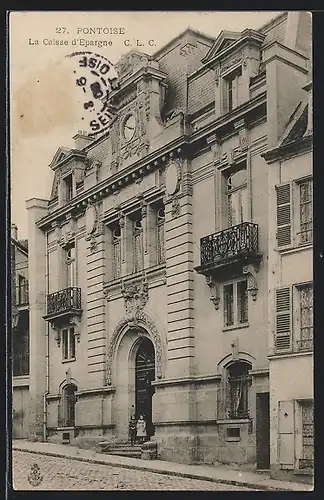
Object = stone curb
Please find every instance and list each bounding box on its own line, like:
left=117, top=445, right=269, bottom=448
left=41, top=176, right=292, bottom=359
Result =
left=13, top=446, right=305, bottom=491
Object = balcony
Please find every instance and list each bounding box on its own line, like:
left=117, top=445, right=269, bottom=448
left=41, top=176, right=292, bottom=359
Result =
left=44, top=287, right=82, bottom=325
left=195, top=222, right=262, bottom=280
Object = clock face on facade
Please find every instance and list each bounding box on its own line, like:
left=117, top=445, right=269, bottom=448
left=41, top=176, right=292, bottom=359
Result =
left=123, top=113, right=136, bottom=142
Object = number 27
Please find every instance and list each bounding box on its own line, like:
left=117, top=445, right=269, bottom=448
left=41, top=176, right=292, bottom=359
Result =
left=56, top=27, right=67, bottom=34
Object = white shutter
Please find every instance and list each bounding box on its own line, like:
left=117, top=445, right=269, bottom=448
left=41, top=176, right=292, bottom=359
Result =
left=276, top=184, right=292, bottom=247
left=275, top=287, right=292, bottom=351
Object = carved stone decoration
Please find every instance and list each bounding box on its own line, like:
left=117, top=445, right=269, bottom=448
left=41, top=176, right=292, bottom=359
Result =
left=205, top=276, right=220, bottom=310
left=165, top=159, right=181, bottom=197
left=220, top=52, right=242, bottom=75
left=242, top=264, right=259, bottom=301
left=121, top=277, right=149, bottom=324
left=85, top=203, right=98, bottom=238
left=50, top=322, right=61, bottom=347
left=231, top=337, right=239, bottom=361
left=106, top=311, right=164, bottom=386
left=171, top=197, right=181, bottom=218
left=69, top=316, right=82, bottom=343
left=58, top=223, right=76, bottom=248
left=89, top=237, right=98, bottom=254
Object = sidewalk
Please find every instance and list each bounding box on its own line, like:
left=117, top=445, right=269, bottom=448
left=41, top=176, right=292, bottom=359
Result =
left=12, top=439, right=313, bottom=491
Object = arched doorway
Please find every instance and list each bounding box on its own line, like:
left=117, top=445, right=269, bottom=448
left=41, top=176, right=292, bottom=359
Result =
left=135, top=337, right=155, bottom=438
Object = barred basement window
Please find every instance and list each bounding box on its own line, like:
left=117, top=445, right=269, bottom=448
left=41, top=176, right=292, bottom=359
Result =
left=157, top=207, right=165, bottom=264
left=133, top=218, right=143, bottom=273
left=299, top=180, right=313, bottom=245
left=112, top=225, right=121, bottom=279
left=299, top=401, right=314, bottom=470
left=62, top=327, right=76, bottom=361
left=298, top=285, right=313, bottom=351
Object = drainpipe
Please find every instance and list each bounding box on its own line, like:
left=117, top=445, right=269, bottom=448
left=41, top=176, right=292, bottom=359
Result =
left=43, top=232, right=50, bottom=441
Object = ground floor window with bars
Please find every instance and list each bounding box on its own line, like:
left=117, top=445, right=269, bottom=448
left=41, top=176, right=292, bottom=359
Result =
left=58, top=383, right=77, bottom=427
left=299, top=400, right=314, bottom=470
left=217, top=361, right=252, bottom=419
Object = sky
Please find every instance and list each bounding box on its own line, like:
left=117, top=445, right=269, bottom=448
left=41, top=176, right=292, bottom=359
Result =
left=10, top=11, right=282, bottom=239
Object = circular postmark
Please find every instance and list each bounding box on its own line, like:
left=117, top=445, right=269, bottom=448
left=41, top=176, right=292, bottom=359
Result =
left=65, top=51, right=120, bottom=136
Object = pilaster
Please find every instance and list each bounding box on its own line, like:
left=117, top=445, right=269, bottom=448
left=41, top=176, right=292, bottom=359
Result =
left=26, top=198, right=49, bottom=440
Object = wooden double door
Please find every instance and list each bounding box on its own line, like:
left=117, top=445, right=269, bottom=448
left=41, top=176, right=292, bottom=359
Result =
left=135, top=337, right=155, bottom=438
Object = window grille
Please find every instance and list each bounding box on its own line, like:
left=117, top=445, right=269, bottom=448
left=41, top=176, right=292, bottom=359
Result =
left=299, top=285, right=313, bottom=350
left=299, top=181, right=313, bottom=245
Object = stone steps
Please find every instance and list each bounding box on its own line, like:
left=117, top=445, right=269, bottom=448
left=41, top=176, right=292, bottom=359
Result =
left=96, top=441, right=142, bottom=459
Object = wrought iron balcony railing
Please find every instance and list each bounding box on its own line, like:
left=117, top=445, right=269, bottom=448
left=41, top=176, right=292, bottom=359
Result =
left=46, top=287, right=82, bottom=317
left=200, top=222, right=259, bottom=268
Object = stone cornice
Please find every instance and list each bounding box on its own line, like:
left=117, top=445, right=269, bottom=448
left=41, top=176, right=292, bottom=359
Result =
left=152, top=373, right=222, bottom=388
left=190, top=91, right=266, bottom=144
left=37, top=93, right=266, bottom=232
left=262, top=135, right=313, bottom=164
left=36, top=139, right=186, bottom=230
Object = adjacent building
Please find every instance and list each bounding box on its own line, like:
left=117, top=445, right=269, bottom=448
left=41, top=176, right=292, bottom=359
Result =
left=11, top=224, right=30, bottom=438
left=25, top=11, right=312, bottom=480
left=263, top=80, right=313, bottom=482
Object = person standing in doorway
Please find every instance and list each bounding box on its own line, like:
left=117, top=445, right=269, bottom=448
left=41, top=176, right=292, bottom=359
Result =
left=129, top=415, right=137, bottom=446
left=136, top=414, right=147, bottom=444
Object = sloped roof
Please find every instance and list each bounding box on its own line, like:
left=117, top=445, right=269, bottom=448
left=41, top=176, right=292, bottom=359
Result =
left=281, top=104, right=308, bottom=146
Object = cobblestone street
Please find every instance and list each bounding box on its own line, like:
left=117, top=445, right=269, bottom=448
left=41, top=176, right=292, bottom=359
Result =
left=12, top=451, right=257, bottom=491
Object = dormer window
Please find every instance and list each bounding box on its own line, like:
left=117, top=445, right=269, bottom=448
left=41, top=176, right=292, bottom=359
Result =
left=224, top=66, right=242, bottom=113
left=64, top=174, right=73, bottom=202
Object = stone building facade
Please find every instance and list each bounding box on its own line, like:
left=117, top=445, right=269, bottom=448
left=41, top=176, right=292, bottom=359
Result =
left=263, top=79, right=313, bottom=483
left=26, top=11, right=312, bottom=475
left=11, top=224, right=30, bottom=438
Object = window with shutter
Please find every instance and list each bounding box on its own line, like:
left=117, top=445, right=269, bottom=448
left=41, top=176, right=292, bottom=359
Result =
left=276, top=184, right=292, bottom=247
left=275, top=287, right=292, bottom=352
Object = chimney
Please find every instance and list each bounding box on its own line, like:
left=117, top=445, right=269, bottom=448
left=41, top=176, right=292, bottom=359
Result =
left=72, top=130, right=94, bottom=150
left=11, top=223, right=18, bottom=240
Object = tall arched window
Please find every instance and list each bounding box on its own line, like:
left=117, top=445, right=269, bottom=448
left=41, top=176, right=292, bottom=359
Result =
left=227, top=165, right=248, bottom=227
left=217, top=360, right=252, bottom=420
left=133, top=217, right=143, bottom=273
left=112, top=224, right=121, bottom=279
left=227, top=361, right=251, bottom=419
left=156, top=207, right=165, bottom=264
left=59, top=383, right=77, bottom=427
